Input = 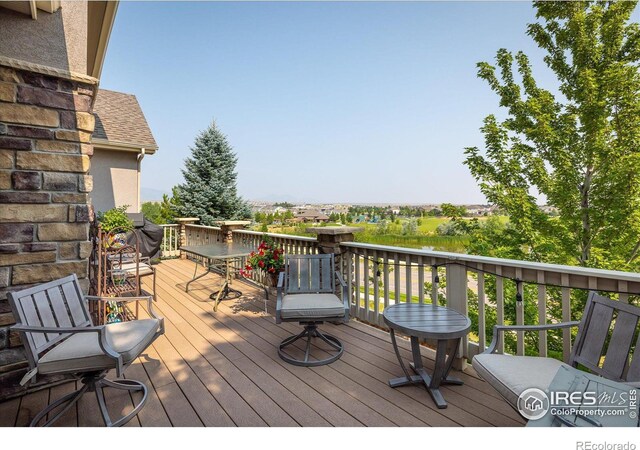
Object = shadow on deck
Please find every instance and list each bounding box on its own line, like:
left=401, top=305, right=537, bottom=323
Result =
left=0, top=258, right=524, bottom=427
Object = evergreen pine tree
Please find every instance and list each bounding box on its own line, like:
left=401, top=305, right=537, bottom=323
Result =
left=175, top=122, right=250, bottom=225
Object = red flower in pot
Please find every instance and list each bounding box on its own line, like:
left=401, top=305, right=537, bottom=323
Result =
left=242, top=236, right=285, bottom=287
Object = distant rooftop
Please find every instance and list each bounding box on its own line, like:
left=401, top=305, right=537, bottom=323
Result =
left=296, top=210, right=330, bottom=220
left=93, top=89, right=158, bottom=152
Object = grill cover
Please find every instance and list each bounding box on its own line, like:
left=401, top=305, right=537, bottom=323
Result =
left=126, top=215, right=163, bottom=259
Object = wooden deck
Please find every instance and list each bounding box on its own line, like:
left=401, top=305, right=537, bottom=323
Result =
left=0, top=258, right=524, bottom=427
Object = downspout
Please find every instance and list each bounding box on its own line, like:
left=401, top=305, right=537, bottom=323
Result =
left=137, top=148, right=146, bottom=213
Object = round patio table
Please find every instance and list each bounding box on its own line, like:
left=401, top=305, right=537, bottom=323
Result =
left=383, top=303, right=471, bottom=409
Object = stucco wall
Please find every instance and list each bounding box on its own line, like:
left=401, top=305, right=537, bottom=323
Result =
left=0, top=1, right=88, bottom=74
left=89, top=148, right=140, bottom=214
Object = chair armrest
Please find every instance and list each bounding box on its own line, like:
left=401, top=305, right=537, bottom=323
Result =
left=485, top=321, right=580, bottom=354
left=335, top=271, right=349, bottom=321
left=12, top=324, right=104, bottom=334
left=335, top=271, right=347, bottom=288
left=276, top=271, right=285, bottom=324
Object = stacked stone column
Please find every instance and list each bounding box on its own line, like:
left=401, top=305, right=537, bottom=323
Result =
left=216, top=220, right=251, bottom=243
left=175, top=217, right=199, bottom=258
left=306, top=226, right=363, bottom=269
left=0, top=64, right=97, bottom=398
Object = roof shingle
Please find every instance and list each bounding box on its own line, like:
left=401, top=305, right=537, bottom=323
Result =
left=92, top=89, right=158, bottom=151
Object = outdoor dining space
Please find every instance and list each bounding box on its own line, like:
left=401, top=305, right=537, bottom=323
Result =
left=0, top=258, right=524, bottom=427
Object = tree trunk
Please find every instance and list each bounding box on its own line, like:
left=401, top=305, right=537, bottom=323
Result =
left=579, top=170, right=593, bottom=266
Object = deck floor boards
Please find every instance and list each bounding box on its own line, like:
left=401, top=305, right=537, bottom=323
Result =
left=0, top=258, right=523, bottom=427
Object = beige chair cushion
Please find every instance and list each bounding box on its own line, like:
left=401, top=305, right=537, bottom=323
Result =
left=39, top=319, right=161, bottom=375
left=281, top=293, right=345, bottom=320
left=472, top=353, right=571, bottom=407
left=118, top=262, right=154, bottom=277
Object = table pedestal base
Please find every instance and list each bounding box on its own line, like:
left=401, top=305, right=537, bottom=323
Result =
left=388, top=363, right=463, bottom=409
left=181, top=246, right=270, bottom=314
left=209, top=281, right=242, bottom=311
left=387, top=330, right=463, bottom=409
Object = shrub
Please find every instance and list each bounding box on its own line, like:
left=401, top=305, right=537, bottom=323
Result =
left=97, top=205, right=133, bottom=233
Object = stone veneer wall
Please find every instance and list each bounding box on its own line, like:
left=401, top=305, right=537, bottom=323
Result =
left=0, top=63, right=97, bottom=399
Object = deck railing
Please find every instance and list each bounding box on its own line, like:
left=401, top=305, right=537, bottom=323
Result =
left=184, top=224, right=224, bottom=245
left=159, top=224, right=180, bottom=258
left=174, top=225, right=319, bottom=287
left=180, top=224, right=224, bottom=265
left=160, top=223, right=640, bottom=364
left=231, top=229, right=318, bottom=287
left=231, top=229, right=319, bottom=255
left=339, top=242, right=640, bottom=363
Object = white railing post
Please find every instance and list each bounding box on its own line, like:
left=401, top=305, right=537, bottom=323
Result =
left=159, top=224, right=180, bottom=258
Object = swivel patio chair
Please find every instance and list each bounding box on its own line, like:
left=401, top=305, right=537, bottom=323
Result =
left=472, top=291, right=640, bottom=410
left=8, top=274, right=164, bottom=427
left=276, top=254, right=349, bottom=366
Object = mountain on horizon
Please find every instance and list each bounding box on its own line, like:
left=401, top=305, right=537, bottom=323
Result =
left=250, top=193, right=321, bottom=204
left=141, top=187, right=170, bottom=202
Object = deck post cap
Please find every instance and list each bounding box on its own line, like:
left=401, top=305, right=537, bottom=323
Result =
left=215, top=220, right=251, bottom=226
left=306, top=226, right=364, bottom=236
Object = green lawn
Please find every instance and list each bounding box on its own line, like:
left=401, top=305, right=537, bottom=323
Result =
left=255, top=216, right=508, bottom=253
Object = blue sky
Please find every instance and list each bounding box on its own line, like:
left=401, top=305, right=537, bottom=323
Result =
left=100, top=1, right=559, bottom=204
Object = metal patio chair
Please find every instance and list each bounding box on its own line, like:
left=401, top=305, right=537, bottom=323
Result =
left=276, top=254, right=349, bottom=366
left=472, top=291, right=640, bottom=409
left=8, top=274, right=164, bottom=427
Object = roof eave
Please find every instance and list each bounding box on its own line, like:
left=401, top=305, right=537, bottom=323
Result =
left=92, top=137, right=158, bottom=155
left=87, top=1, right=119, bottom=79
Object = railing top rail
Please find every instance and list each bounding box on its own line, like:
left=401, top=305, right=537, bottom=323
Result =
left=340, top=241, right=640, bottom=283
left=159, top=224, right=179, bottom=227
left=184, top=224, right=222, bottom=231
left=232, top=229, right=318, bottom=243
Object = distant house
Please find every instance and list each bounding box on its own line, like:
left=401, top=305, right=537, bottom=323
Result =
left=90, top=89, right=158, bottom=214
left=540, top=205, right=559, bottom=216
left=296, top=210, right=330, bottom=223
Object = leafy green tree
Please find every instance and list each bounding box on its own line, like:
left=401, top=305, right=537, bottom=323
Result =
left=375, top=219, right=391, bottom=235
left=464, top=2, right=640, bottom=356
left=174, top=122, right=250, bottom=225
left=141, top=201, right=162, bottom=224
left=401, top=218, right=418, bottom=236
left=440, top=203, right=467, bottom=219
left=162, top=187, right=181, bottom=223
left=465, top=1, right=640, bottom=270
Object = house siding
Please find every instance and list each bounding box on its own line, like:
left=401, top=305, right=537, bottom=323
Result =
left=0, top=1, right=88, bottom=74
left=89, top=148, right=140, bottom=214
